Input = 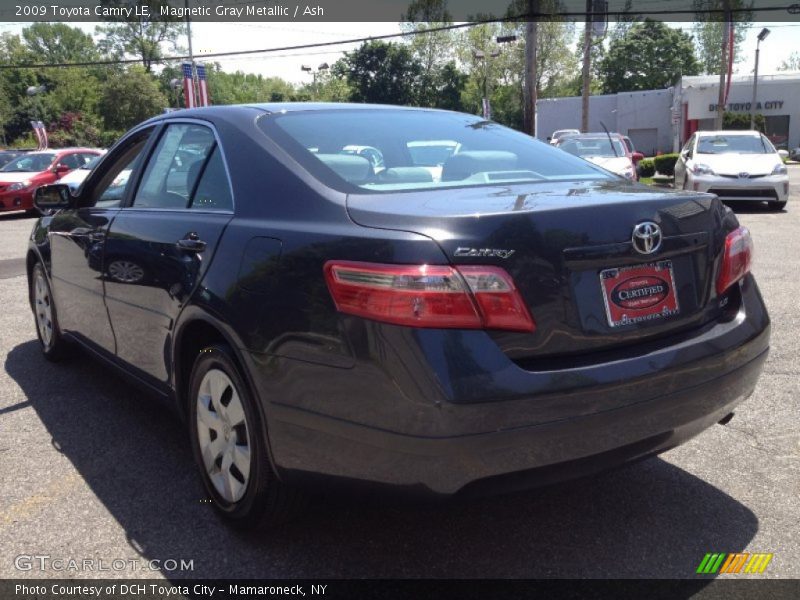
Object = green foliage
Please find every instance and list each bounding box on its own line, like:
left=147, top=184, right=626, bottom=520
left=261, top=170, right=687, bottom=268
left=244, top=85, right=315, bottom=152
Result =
left=600, top=21, right=699, bottom=94
left=339, top=41, right=423, bottom=106
left=692, top=1, right=751, bottom=75
left=723, top=112, right=765, bottom=132
left=99, top=66, right=168, bottom=130
left=653, top=153, right=679, bottom=177
left=637, top=158, right=656, bottom=178
left=22, top=23, right=99, bottom=65
left=95, top=0, right=185, bottom=72
left=47, top=112, right=102, bottom=147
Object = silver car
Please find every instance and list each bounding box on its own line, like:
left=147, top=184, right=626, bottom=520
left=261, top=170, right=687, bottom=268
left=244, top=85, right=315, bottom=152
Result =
left=674, top=130, right=789, bottom=211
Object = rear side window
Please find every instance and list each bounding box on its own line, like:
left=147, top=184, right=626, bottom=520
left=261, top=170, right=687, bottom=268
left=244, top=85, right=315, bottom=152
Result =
left=133, top=124, right=215, bottom=209
left=260, top=109, right=609, bottom=194
left=190, top=147, right=233, bottom=211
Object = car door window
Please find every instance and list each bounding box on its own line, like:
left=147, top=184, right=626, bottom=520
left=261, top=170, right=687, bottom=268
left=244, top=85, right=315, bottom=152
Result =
left=85, top=131, right=152, bottom=209
left=59, top=154, right=82, bottom=169
left=132, top=124, right=216, bottom=209
left=189, top=147, right=233, bottom=211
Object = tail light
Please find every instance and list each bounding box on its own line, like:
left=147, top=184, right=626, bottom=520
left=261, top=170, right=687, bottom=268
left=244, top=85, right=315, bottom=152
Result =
left=324, top=261, right=535, bottom=332
left=716, top=226, right=753, bottom=295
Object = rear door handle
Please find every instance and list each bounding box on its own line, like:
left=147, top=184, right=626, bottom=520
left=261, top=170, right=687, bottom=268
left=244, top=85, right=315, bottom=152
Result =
left=176, top=233, right=207, bottom=253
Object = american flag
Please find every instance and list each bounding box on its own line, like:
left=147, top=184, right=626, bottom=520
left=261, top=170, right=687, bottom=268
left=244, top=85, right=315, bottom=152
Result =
left=196, top=63, right=210, bottom=107
left=30, top=120, right=48, bottom=150
left=182, top=62, right=196, bottom=109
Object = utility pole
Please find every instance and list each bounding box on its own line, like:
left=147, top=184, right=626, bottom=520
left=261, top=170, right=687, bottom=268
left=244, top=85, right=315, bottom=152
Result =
left=523, top=0, right=539, bottom=136
left=580, top=0, right=592, bottom=132
left=750, top=28, right=770, bottom=130
left=715, top=1, right=731, bottom=130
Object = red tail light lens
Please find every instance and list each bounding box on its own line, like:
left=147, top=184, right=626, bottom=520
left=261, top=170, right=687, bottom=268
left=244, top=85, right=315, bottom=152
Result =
left=716, top=226, right=753, bottom=295
left=324, top=261, right=535, bottom=332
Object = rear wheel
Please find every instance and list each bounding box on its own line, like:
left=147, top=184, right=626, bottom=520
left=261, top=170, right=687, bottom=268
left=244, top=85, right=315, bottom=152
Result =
left=188, top=344, right=303, bottom=529
left=31, top=262, right=70, bottom=361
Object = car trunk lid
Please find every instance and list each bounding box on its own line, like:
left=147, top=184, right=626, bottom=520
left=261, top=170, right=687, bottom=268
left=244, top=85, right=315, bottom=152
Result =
left=347, top=179, right=731, bottom=360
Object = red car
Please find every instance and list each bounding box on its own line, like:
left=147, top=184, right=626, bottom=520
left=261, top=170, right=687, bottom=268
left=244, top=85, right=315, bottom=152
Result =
left=0, top=148, right=102, bottom=214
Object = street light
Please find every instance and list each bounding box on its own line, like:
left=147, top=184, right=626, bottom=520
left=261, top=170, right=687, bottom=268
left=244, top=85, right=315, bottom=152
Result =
left=474, top=38, right=511, bottom=120
left=750, top=27, right=770, bottom=130
left=301, top=63, right=329, bottom=100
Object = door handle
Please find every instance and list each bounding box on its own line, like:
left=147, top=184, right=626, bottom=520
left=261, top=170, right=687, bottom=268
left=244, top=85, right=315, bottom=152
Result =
left=176, top=233, right=207, bottom=253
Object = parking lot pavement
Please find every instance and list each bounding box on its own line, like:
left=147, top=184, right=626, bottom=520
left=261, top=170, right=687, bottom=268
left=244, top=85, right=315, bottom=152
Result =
left=0, top=169, right=798, bottom=580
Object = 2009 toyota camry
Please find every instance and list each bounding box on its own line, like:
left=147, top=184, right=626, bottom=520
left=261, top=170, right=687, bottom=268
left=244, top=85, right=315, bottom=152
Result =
left=28, top=104, right=770, bottom=528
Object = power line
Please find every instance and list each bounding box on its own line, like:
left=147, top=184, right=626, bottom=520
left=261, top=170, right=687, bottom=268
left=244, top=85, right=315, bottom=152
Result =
left=0, top=5, right=797, bottom=70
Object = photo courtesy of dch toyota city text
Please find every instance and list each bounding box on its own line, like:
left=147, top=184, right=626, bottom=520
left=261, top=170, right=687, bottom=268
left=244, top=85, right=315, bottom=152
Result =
left=0, top=0, right=798, bottom=598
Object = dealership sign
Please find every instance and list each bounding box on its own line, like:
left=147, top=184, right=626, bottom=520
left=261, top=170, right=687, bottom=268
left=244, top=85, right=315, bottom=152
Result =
left=708, top=100, right=784, bottom=112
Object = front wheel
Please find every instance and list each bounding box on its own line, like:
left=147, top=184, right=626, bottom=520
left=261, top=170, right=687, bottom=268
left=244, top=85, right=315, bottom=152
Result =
left=30, top=262, right=70, bottom=360
left=188, top=344, right=304, bottom=529
left=770, top=201, right=787, bottom=212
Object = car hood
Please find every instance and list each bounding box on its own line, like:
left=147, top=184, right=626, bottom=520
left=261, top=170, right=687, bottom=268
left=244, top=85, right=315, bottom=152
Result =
left=583, top=156, right=631, bottom=175
left=693, top=153, right=782, bottom=176
left=58, top=169, right=89, bottom=185
left=0, top=172, right=41, bottom=183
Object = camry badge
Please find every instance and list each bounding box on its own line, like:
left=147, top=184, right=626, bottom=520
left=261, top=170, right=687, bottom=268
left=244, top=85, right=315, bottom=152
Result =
left=454, top=247, right=516, bottom=259
left=631, top=222, right=662, bottom=255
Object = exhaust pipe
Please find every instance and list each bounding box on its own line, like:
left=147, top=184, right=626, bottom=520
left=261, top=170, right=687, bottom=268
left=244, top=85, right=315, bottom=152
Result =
left=718, top=412, right=735, bottom=426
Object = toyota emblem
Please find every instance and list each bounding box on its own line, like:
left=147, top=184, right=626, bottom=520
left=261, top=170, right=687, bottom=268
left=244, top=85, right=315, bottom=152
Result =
left=631, top=222, right=662, bottom=255
left=738, top=172, right=750, bottom=179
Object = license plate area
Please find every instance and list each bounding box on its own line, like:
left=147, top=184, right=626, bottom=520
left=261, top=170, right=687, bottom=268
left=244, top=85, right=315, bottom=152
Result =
left=599, top=261, right=680, bottom=328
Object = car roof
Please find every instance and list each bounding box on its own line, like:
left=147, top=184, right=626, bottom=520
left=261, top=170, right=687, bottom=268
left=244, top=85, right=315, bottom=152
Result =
left=695, top=130, right=762, bottom=137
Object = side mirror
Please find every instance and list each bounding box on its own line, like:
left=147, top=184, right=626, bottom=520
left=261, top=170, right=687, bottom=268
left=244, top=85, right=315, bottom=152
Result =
left=34, top=184, right=75, bottom=211
left=631, top=152, right=644, bottom=165
left=54, top=164, right=71, bottom=175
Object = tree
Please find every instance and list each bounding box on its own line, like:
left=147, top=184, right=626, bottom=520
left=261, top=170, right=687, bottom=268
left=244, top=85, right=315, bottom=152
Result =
left=338, top=41, right=423, bottom=106
left=99, top=66, right=168, bottom=130
left=95, top=0, right=185, bottom=72
left=692, top=0, right=751, bottom=75
left=22, top=23, right=99, bottom=65
left=778, top=52, right=800, bottom=72
left=599, top=20, right=700, bottom=94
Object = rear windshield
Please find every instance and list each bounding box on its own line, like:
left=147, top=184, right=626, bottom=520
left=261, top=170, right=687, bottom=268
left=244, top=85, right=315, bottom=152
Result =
left=559, top=137, right=626, bottom=158
left=260, top=109, right=610, bottom=193
left=697, top=135, right=775, bottom=155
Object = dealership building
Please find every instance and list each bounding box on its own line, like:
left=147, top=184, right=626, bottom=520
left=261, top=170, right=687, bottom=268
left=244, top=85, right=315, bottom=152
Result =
left=535, top=71, right=800, bottom=155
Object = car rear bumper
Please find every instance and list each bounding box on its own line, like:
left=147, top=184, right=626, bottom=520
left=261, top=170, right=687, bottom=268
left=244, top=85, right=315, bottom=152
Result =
left=251, top=276, right=770, bottom=495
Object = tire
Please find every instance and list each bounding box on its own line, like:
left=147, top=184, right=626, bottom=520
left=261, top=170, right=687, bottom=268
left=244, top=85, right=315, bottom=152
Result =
left=30, top=262, right=70, bottom=361
left=188, top=344, right=303, bottom=529
left=770, top=201, right=787, bottom=212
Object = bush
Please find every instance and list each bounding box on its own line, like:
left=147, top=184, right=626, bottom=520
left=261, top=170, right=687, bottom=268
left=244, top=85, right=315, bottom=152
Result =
left=723, top=111, right=765, bottom=132
left=637, top=158, right=655, bottom=178
left=99, top=130, right=125, bottom=149
left=653, top=153, right=679, bottom=177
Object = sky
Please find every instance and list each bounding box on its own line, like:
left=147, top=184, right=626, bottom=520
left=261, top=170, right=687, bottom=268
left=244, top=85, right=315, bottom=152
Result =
left=0, top=20, right=797, bottom=84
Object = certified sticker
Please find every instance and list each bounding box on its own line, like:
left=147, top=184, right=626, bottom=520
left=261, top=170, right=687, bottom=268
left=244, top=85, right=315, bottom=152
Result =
left=599, top=261, right=680, bottom=327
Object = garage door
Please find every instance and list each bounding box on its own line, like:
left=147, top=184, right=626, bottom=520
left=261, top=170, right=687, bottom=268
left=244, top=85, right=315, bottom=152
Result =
left=627, top=128, right=659, bottom=156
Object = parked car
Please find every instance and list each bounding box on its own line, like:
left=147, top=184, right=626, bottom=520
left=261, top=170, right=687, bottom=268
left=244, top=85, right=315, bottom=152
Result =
left=56, top=152, right=107, bottom=191
left=0, top=148, right=102, bottom=214
left=556, top=133, right=638, bottom=180
left=29, top=104, right=769, bottom=528
left=0, top=150, right=26, bottom=168
left=790, top=146, right=800, bottom=161
left=674, top=130, right=789, bottom=211
left=548, top=128, right=580, bottom=145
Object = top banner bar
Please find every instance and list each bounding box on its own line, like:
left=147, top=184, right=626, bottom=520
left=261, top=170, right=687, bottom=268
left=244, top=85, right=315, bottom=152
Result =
left=3, top=0, right=800, bottom=23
